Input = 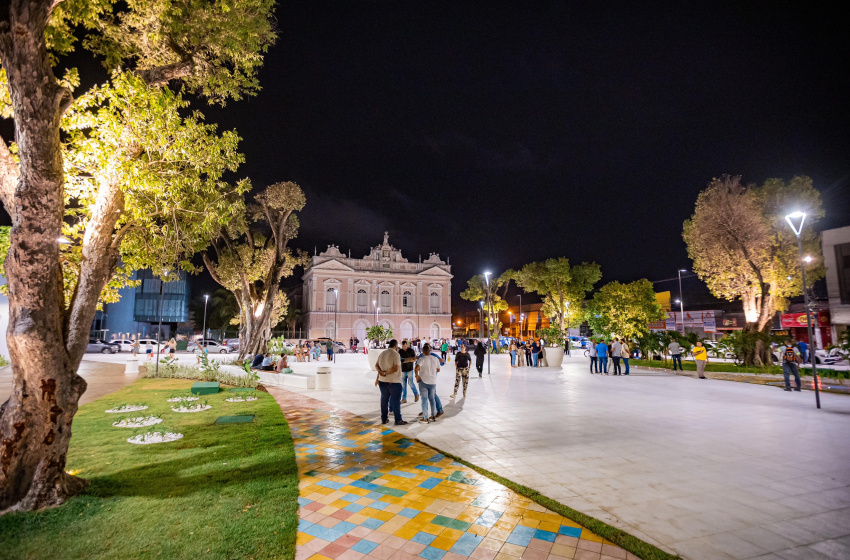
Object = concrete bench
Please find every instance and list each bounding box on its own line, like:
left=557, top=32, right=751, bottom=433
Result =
left=257, top=370, right=316, bottom=389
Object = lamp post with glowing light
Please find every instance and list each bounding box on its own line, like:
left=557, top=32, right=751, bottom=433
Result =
left=785, top=211, right=820, bottom=409
left=677, top=269, right=687, bottom=335
left=333, top=289, right=339, bottom=363
left=517, top=295, right=522, bottom=340
left=484, top=271, right=493, bottom=376
left=201, top=294, right=209, bottom=343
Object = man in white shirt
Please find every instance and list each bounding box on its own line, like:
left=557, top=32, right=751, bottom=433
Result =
left=376, top=339, right=407, bottom=425
left=415, top=344, right=441, bottom=423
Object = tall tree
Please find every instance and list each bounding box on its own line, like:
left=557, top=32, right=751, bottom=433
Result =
left=585, top=279, right=664, bottom=339
left=460, top=273, right=509, bottom=338
left=513, top=258, right=601, bottom=331
left=0, top=0, right=276, bottom=512
left=683, top=175, right=823, bottom=364
left=204, top=182, right=307, bottom=359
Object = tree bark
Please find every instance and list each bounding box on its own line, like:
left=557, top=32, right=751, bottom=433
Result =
left=0, top=0, right=89, bottom=513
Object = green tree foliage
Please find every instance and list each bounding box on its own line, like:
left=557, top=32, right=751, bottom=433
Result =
left=683, top=175, right=823, bottom=365
left=585, top=279, right=664, bottom=340
left=203, top=182, right=307, bottom=359
left=460, top=273, right=509, bottom=340
left=0, top=0, right=278, bottom=512
left=513, top=259, right=601, bottom=331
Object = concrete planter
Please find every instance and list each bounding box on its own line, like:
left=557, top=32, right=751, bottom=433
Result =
left=368, top=348, right=384, bottom=371
left=544, top=346, right=565, bottom=368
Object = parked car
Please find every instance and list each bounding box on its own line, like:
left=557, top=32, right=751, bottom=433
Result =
left=187, top=340, right=231, bottom=353
left=823, top=349, right=849, bottom=367
left=314, top=338, right=347, bottom=354
left=108, top=338, right=136, bottom=352
left=87, top=339, right=117, bottom=354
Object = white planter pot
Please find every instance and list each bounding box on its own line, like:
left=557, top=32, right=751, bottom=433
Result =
left=544, top=346, right=565, bottom=368
left=368, top=348, right=384, bottom=371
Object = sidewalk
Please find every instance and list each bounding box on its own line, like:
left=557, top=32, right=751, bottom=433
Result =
left=267, top=387, right=636, bottom=560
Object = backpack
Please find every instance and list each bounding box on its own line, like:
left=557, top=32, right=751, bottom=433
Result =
left=783, top=347, right=797, bottom=363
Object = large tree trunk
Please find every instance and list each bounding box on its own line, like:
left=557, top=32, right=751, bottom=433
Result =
left=0, top=0, right=89, bottom=513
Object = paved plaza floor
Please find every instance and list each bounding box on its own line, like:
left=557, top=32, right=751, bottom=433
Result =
left=278, top=352, right=850, bottom=560
left=270, top=388, right=632, bottom=560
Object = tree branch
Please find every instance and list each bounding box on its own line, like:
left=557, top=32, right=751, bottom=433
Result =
left=137, top=61, right=194, bottom=87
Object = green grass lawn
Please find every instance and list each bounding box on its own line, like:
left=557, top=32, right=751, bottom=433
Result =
left=632, top=358, right=847, bottom=378
left=0, top=379, right=299, bottom=560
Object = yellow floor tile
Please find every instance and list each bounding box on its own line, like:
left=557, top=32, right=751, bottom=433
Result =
left=296, top=533, right=314, bottom=546
left=523, top=510, right=545, bottom=521
left=421, top=523, right=444, bottom=535
left=439, top=528, right=464, bottom=540
left=347, top=513, right=368, bottom=525
left=538, top=521, right=560, bottom=533
left=394, top=526, right=420, bottom=540
left=518, top=518, right=540, bottom=529
left=329, top=500, right=350, bottom=509
left=430, top=536, right=459, bottom=551
left=580, top=531, right=604, bottom=543
left=467, top=524, right=490, bottom=537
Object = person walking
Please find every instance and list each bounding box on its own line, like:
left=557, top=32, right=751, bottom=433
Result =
left=778, top=339, right=802, bottom=392
left=668, top=339, right=683, bottom=371
left=596, top=339, right=609, bottom=374
left=509, top=339, right=517, bottom=367
left=797, top=339, right=809, bottom=364
left=589, top=339, right=598, bottom=373
left=474, top=341, right=486, bottom=377
left=692, top=341, right=708, bottom=379
left=538, top=338, right=549, bottom=367
left=376, top=339, right=408, bottom=425
left=326, top=339, right=333, bottom=361
left=399, top=340, right=419, bottom=404
left=132, top=338, right=140, bottom=358
left=452, top=343, right=472, bottom=398
left=440, top=339, right=449, bottom=362
left=531, top=339, right=540, bottom=367
left=415, top=344, right=441, bottom=423
left=620, top=339, right=631, bottom=375
left=611, top=338, right=622, bottom=375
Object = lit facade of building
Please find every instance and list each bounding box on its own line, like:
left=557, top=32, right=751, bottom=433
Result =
left=301, top=233, right=452, bottom=342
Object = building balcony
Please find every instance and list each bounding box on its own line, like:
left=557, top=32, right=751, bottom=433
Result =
left=325, top=304, right=337, bottom=312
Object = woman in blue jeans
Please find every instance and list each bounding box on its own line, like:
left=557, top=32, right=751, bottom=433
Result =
left=415, top=344, right=441, bottom=423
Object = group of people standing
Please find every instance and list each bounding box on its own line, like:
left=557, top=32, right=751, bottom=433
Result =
left=374, top=339, right=488, bottom=425
left=587, top=338, right=632, bottom=375
left=507, top=338, right=549, bottom=368
left=294, top=340, right=333, bottom=362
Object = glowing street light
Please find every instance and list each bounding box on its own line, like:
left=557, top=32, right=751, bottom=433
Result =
left=677, top=269, right=687, bottom=335
left=202, top=294, right=209, bottom=343
left=785, top=211, right=820, bottom=409
left=333, top=288, right=339, bottom=363
left=483, top=272, right=492, bottom=376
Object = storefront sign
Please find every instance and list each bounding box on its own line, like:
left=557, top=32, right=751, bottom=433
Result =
left=780, top=312, right=830, bottom=328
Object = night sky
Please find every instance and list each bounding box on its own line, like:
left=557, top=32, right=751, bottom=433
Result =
left=4, top=1, right=850, bottom=311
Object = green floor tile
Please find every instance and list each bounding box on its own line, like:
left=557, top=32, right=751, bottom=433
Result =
left=191, top=381, right=220, bottom=395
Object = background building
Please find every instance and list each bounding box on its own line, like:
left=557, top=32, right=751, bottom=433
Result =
left=301, top=233, right=452, bottom=341
left=99, top=269, right=191, bottom=341
left=824, top=225, right=850, bottom=343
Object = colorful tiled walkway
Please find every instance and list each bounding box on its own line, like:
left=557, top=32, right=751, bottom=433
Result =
left=267, top=388, right=636, bottom=560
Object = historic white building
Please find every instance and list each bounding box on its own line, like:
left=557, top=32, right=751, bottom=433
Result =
left=301, top=233, right=452, bottom=342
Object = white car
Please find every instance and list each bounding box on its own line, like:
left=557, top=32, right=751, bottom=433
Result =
left=823, top=349, right=849, bottom=367
left=187, top=340, right=230, bottom=353
left=109, top=339, right=136, bottom=352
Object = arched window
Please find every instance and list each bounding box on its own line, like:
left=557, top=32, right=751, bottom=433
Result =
left=325, top=321, right=336, bottom=339
left=380, top=289, right=391, bottom=312
left=401, top=321, right=414, bottom=340
left=356, top=289, right=367, bottom=312
left=402, top=291, right=413, bottom=312
left=430, top=323, right=440, bottom=341
left=326, top=287, right=338, bottom=312
left=429, top=291, right=440, bottom=314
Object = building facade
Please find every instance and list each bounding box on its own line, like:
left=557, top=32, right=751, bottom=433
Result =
left=823, top=225, right=850, bottom=342
left=301, top=233, right=452, bottom=342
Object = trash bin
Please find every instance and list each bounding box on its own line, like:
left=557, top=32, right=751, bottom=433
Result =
left=125, top=358, right=139, bottom=375
left=316, top=366, right=332, bottom=390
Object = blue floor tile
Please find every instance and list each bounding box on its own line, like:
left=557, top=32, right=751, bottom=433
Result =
left=332, top=520, right=357, bottom=534
left=419, top=546, right=447, bottom=560
left=558, top=525, right=582, bottom=538
left=534, top=529, right=557, bottom=542
left=351, top=540, right=379, bottom=555
left=419, top=477, right=442, bottom=489
left=415, top=464, right=442, bottom=473
left=398, top=508, right=420, bottom=518
left=412, top=532, right=437, bottom=545
left=343, top=503, right=366, bottom=513
left=361, top=518, right=385, bottom=530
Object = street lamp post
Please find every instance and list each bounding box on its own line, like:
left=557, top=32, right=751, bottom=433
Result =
left=564, top=301, right=571, bottom=356
left=517, top=295, right=522, bottom=340
left=785, top=212, right=821, bottom=409
left=201, top=294, right=209, bottom=344
left=154, top=271, right=167, bottom=377
left=484, top=272, right=492, bottom=376
left=333, top=289, right=339, bottom=363
left=677, top=269, right=687, bottom=335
